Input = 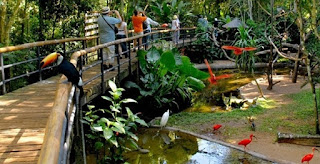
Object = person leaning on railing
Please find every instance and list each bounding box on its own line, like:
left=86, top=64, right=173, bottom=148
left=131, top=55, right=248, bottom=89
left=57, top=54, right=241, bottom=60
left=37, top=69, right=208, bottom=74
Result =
left=172, top=15, right=180, bottom=46
left=142, top=15, right=160, bottom=49
left=115, top=15, right=129, bottom=58
left=132, top=10, right=147, bottom=51
left=97, top=7, right=121, bottom=70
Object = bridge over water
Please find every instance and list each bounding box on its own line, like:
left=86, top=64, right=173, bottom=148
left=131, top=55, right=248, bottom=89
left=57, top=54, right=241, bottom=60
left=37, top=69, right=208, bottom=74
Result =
left=0, top=28, right=198, bottom=164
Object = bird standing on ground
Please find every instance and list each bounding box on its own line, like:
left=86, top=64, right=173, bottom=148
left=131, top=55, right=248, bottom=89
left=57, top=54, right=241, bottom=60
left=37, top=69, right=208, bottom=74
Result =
left=238, top=134, right=256, bottom=151
left=204, top=59, right=232, bottom=85
left=213, top=124, right=222, bottom=131
left=160, top=110, right=170, bottom=127
left=221, top=45, right=257, bottom=56
left=40, top=52, right=84, bottom=96
left=301, top=147, right=318, bottom=164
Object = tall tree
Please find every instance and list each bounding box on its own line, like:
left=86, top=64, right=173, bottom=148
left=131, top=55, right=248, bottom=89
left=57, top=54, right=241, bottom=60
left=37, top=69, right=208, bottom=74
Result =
left=0, top=0, right=23, bottom=46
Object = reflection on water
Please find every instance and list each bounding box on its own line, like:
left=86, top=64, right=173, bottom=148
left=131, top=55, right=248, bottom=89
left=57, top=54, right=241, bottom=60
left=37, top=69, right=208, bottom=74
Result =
left=124, top=128, right=273, bottom=164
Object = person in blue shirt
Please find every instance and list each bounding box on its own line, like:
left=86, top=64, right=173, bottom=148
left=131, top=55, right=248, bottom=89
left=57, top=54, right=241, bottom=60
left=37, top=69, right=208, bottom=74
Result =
left=97, top=7, right=121, bottom=70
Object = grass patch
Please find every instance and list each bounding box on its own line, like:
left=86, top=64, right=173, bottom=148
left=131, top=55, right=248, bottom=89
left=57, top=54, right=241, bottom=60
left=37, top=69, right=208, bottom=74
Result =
left=167, top=89, right=318, bottom=136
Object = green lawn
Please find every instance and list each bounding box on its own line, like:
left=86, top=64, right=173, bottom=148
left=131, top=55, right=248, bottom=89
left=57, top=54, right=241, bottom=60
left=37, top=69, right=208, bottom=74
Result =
left=167, top=89, right=318, bottom=137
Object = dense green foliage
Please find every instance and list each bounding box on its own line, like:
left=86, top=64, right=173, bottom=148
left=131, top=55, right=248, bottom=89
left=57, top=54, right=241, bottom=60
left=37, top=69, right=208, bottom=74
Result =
left=125, top=46, right=208, bottom=117
left=82, top=81, right=148, bottom=163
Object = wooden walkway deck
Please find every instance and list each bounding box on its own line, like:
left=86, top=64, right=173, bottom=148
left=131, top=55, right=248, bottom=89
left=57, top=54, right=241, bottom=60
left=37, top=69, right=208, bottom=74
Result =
left=0, top=55, right=138, bottom=163
left=0, top=38, right=195, bottom=164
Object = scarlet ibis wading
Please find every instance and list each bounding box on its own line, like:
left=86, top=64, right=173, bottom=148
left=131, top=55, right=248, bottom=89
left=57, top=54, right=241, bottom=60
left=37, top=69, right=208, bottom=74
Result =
left=301, top=147, right=318, bottom=164
left=238, top=134, right=256, bottom=151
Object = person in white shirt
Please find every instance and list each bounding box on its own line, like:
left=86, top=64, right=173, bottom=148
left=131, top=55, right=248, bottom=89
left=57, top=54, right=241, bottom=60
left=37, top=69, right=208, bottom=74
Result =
left=172, top=15, right=180, bottom=45
left=143, top=17, right=160, bottom=49
left=115, top=15, right=129, bottom=58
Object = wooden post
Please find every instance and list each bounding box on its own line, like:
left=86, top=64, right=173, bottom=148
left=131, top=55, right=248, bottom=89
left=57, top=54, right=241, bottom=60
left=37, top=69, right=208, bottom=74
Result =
left=0, top=53, right=6, bottom=94
left=99, top=48, right=105, bottom=92
left=37, top=47, right=42, bottom=81
left=128, top=40, right=132, bottom=76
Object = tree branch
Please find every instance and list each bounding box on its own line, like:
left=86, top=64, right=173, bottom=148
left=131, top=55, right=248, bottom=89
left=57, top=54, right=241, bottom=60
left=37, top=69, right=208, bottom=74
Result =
left=267, top=36, right=303, bottom=61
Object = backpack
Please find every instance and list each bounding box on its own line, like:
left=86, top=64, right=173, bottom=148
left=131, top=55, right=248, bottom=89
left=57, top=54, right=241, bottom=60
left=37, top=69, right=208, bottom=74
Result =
left=143, top=20, right=148, bottom=30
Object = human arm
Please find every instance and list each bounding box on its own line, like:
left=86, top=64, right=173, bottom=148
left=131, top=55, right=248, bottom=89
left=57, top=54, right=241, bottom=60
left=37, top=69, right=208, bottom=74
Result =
left=113, top=10, right=122, bottom=22
left=148, top=18, right=160, bottom=26
left=124, top=23, right=128, bottom=38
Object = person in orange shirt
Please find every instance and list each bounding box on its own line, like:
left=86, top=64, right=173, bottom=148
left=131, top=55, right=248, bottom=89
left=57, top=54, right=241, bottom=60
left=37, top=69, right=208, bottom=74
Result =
left=132, top=10, right=147, bottom=50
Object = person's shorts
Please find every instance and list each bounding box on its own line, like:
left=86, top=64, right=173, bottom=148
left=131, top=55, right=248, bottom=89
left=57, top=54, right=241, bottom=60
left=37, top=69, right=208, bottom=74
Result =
left=133, top=32, right=143, bottom=36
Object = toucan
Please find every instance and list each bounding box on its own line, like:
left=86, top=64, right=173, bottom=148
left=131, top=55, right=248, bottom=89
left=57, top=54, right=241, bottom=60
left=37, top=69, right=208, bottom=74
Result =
left=40, top=52, right=84, bottom=96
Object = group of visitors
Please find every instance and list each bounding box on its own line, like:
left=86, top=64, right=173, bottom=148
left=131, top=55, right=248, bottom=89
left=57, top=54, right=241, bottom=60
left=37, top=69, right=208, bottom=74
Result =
left=97, top=7, right=180, bottom=69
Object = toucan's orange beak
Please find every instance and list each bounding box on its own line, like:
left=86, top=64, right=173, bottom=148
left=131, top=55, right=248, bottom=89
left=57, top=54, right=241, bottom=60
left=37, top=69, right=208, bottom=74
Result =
left=40, top=52, right=59, bottom=68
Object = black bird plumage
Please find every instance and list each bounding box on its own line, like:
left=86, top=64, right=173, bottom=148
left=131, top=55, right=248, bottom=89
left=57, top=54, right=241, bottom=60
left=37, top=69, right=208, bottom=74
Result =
left=58, top=58, right=84, bottom=96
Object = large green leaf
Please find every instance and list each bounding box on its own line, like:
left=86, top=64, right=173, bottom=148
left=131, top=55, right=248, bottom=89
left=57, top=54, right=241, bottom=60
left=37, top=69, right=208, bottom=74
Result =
left=92, top=124, right=103, bottom=132
left=186, top=77, right=206, bottom=91
left=108, top=80, right=117, bottom=92
left=146, top=47, right=160, bottom=63
left=112, top=122, right=126, bottom=134
left=103, top=128, right=113, bottom=140
left=127, top=131, right=138, bottom=141
left=101, top=96, right=112, bottom=102
left=137, top=50, right=148, bottom=74
left=125, top=81, right=141, bottom=90
left=135, top=118, right=148, bottom=127
left=109, top=136, right=119, bottom=147
left=160, top=51, right=176, bottom=71
left=121, top=98, right=137, bottom=104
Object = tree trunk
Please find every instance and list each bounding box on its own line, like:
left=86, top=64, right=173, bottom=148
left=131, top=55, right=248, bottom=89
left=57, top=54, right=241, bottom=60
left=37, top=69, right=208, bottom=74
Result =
left=292, top=50, right=301, bottom=83
left=3, top=0, right=23, bottom=46
left=38, top=0, right=45, bottom=41
left=311, top=0, right=319, bottom=39
left=267, top=0, right=274, bottom=90
left=295, top=0, right=320, bottom=134
left=0, top=0, right=7, bottom=45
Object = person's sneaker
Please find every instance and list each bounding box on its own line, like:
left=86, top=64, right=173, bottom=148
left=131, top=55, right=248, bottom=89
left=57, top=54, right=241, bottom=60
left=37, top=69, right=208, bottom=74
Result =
left=103, top=64, right=108, bottom=70
left=108, top=64, right=115, bottom=71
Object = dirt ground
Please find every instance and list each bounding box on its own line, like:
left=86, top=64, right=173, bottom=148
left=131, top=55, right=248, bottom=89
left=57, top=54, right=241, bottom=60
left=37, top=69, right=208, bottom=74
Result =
left=220, top=75, right=319, bottom=164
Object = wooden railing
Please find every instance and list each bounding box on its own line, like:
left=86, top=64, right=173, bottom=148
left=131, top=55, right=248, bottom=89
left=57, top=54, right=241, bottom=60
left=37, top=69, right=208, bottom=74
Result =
left=0, top=36, right=99, bottom=94
left=37, top=27, right=197, bottom=164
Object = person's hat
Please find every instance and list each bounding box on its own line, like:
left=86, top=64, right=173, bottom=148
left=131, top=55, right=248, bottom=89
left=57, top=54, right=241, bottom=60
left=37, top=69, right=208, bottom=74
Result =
left=173, top=15, right=178, bottom=20
left=101, top=7, right=110, bottom=14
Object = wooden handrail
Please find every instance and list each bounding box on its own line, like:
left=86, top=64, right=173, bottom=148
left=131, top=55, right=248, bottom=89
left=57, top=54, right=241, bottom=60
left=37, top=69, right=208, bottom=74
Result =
left=0, top=27, right=196, bottom=54
left=0, top=36, right=98, bottom=53
left=38, top=27, right=196, bottom=164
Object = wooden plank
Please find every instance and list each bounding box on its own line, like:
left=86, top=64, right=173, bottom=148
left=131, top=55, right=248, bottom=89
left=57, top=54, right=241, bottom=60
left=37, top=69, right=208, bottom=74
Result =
left=0, top=128, right=45, bottom=134
left=85, top=18, right=98, bottom=24
left=1, top=156, right=39, bottom=163
left=0, top=134, right=44, bottom=146
left=85, top=30, right=99, bottom=37
left=85, top=24, right=99, bottom=31
left=85, top=12, right=100, bottom=18
left=0, top=122, right=47, bottom=129
left=0, top=108, right=52, bottom=114
left=0, top=113, right=50, bottom=120
left=0, top=150, right=40, bottom=159
left=0, top=145, right=42, bottom=153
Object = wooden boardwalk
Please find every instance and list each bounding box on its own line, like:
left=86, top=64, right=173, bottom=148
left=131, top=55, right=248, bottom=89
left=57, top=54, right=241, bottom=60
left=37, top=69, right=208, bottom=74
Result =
left=0, top=55, right=138, bottom=163
left=0, top=38, right=195, bottom=164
